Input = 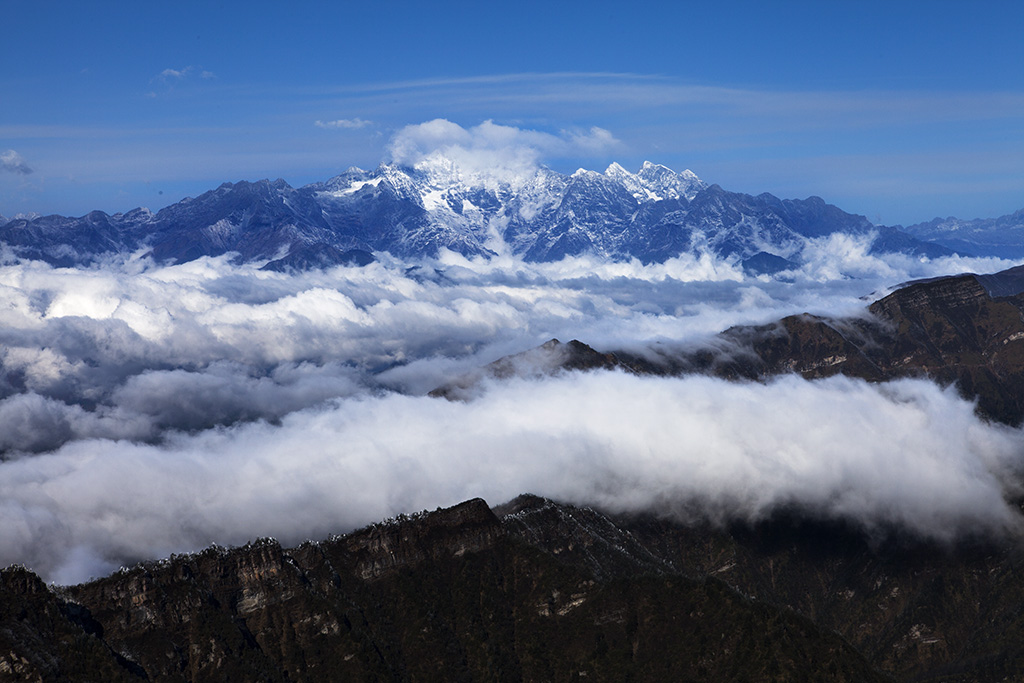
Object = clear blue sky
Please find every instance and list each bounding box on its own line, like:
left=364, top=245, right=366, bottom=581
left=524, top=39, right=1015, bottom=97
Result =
left=2, top=0, right=1022, bottom=226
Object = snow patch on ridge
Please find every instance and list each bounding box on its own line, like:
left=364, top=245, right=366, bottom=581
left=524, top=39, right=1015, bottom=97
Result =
left=329, top=177, right=384, bottom=197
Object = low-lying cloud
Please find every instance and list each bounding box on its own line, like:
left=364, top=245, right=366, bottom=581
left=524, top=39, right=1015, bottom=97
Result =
left=3, top=372, right=1022, bottom=585
left=0, top=242, right=1023, bottom=583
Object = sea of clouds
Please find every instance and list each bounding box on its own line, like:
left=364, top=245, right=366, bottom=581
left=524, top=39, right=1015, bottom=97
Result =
left=1, top=229, right=1023, bottom=584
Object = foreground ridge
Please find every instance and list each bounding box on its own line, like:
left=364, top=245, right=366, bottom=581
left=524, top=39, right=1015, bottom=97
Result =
left=1, top=497, right=891, bottom=682
left=8, top=494, right=1024, bottom=680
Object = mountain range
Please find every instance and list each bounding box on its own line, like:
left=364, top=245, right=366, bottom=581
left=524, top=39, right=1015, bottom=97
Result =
left=903, top=208, right=1024, bottom=258
left=0, top=159, right=959, bottom=271
left=0, top=497, right=907, bottom=682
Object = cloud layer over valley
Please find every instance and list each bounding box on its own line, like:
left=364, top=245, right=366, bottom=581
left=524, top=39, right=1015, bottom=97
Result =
left=1, top=241, right=1023, bottom=584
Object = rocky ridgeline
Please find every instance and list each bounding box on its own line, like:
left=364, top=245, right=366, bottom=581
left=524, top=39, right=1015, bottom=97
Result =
left=5, top=492, right=1024, bottom=681
left=1, top=497, right=895, bottom=682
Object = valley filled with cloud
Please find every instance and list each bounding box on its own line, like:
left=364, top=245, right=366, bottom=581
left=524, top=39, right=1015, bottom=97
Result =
left=1, top=238, right=1021, bottom=584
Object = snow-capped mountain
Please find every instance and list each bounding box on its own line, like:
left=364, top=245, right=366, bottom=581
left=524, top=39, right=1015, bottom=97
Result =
left=0, top=160, right=953, bottom=270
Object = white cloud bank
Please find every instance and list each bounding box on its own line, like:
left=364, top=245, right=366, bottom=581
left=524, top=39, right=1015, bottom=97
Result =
left=2, top=372, right=1022, bottom=586
left=0, top=243, right=1023, bottom=583
left=388, top=119, right=620, bottom=182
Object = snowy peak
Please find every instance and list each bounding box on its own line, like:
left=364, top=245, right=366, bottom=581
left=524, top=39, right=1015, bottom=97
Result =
left=374, top=163, right=423, bottom=202
left=636, top=161, right=706, bottom=201
left=604, top=162, right=659, bottom=202
left=602, top=161, right=706, bottom=203
left=317, top=167, right=373, bottom=195
left=326, top=157, right=703, bottom=216
left=604, top=161, right=631, bottom=176
left=410, top=154, right=464, bottom=188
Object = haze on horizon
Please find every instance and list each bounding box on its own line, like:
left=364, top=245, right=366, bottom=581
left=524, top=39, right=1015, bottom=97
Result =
left=2, top=0, right=1023, bottom=226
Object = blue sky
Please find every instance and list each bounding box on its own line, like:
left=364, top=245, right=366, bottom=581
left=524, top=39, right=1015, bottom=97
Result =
left=2, top=0, right=1022, bottom=225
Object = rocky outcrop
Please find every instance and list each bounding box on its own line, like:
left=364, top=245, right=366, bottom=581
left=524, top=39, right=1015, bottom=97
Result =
left=0, top=566, right=144, bottom=681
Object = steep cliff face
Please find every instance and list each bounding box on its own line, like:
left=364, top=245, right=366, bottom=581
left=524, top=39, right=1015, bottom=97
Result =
left=59, top=499, right=506, bottom=682
left=1, top=499, right=889, bottom=682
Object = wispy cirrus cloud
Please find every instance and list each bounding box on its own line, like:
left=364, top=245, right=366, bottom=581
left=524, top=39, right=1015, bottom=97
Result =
left=156, top=66, right=216, bottom=81
left=159, top=67, right=190, bottom=79
left=315, top=73, right=1024, bottom=129
left=315, top=118, right=373, bottom=129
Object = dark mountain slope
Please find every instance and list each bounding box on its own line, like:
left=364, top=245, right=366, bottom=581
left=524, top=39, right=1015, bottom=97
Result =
left=1, top=499, right=889, bottom=682
left=9, top=494, right=1024, bottom=680
left=618, top=509, right=1024, bottom=683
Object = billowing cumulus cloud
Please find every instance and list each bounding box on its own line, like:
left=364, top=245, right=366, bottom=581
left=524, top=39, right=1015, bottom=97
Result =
left=1, top=150, right=32, bottom=175
left=388, top=119, right=621, bottom=183
left=0, top=242, right=1022, bottom=583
